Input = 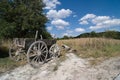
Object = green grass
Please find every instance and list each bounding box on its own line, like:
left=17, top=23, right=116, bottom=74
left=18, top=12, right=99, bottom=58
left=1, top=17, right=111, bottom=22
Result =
left=0, top=58, right=17, bottom=73
left=0, top=57, right=27, bottom=74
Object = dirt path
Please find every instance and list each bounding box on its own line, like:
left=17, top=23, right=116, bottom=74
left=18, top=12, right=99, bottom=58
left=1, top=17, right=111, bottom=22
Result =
left=0, top=53, right=120, bottom=80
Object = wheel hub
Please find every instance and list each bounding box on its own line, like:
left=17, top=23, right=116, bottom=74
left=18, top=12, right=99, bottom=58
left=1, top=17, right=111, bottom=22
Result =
left=37, top=50, right=42, bottom=56
left=54, top=49, right=57, bottom=53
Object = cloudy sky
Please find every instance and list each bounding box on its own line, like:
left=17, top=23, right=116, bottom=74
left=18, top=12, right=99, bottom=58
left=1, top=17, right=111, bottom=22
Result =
left=43, top=0, right=120, bottom=37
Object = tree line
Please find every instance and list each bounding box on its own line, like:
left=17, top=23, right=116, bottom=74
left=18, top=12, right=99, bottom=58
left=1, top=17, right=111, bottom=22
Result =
left=60, top=30, right=120, bottom=39
left=75, top=30, right=120, bottom=39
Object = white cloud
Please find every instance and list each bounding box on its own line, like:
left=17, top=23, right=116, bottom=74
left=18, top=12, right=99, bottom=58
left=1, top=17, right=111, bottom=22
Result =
left=75, top=28, right=85, bottom=32
left=79, top=20, right=88, bottom=25
left=51, top=33, right=56, bottom=38
left=47, top=26, right=53, bottom=31
left=44, top=1, right=72, bottom=31
left=90, top=19, right=120, bottom=30
left=47, top=9, right=72, bottom=19
left=63, top=33, right=69, bottom=36
left=51, top=19, right=69, bottom=29
left=79, top=14, right=96, bottom=25
left=80, top=14, right=96, bottom=21
left=43, top=0, right=61, bottom=9
left=92, top=16, right=110, bottom=24
left=79, top=13, right=120, bottom=30
left=62, top=30, right=73, bottom=37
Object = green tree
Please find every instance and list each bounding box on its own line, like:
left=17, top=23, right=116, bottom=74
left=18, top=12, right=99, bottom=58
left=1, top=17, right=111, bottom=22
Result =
left=104, top=30, right=118, bottom=39
left=63, top=35, right=69, bottom=39
left=0, top=0, right=51, bottom=38
left=90, top=31, right=97, bottom=37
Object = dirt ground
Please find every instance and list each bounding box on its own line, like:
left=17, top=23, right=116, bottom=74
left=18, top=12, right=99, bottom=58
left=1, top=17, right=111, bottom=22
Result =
left=0, top=53, right=120, bottom=80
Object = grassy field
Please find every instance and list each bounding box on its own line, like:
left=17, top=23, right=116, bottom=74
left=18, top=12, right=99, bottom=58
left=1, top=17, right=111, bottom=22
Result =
left=57, top=38, right=120, bottom=65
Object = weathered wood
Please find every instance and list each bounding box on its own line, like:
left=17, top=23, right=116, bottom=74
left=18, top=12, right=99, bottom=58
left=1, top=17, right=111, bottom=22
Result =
left=27, top=41, right=48, bottom=68
left=12, top=38, right=57, bottom=50
left=41, top=39, right=56, bottom=49
left=48, top=44, right=60, bottom=60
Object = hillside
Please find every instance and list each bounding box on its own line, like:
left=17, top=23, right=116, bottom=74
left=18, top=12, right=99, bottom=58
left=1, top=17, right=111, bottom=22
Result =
left=75, top=31, right=120, bottom=39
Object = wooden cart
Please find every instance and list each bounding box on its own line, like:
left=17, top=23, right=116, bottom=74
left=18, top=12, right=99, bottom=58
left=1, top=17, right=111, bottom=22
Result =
left=9, top=31, right=60, bottom=67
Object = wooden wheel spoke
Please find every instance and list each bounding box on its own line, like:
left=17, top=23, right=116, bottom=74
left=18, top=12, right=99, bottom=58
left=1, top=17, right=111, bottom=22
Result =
left=38, top=56, right=41, bottom=62
left=49, top=53, right=53, bottom=57
left=29, top=53, right=37, bottom=58
left=50, top=48, right=54, bottom=52
left=40, top=43, right=44, bottom=49
left=40, top=56, right=44, bottom=62
left=38, top=43, right=40, bottom=50
left=42, top=50, right=48, bottom=54
left=35, top=56, right=39, bottom=62
left=41, top=53, right=46, bottom=58
left=41, top=47, right=47, bottom=52
left=30, top=49, right=34, bottom=52
left=31, top=56, right=38, bottom=62
left=30, top=49, right=37, bottom=53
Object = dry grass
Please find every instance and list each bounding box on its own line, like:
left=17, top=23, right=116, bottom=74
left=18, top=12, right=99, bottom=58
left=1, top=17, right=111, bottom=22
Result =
left=57, top=38, right=120, bottom=65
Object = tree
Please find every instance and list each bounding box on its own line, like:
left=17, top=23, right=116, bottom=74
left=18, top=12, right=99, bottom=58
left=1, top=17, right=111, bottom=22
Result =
left=62, top=35, right=69, bottom=39
left=0, top=0, right=51, bottom=39
left=104, top=30, right=118, bottom=39
left=90, top=31, right=97, bottom=37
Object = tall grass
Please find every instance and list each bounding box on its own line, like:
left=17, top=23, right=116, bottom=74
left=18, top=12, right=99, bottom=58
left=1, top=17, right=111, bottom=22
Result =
left=57, top=38, right=120, bottom=59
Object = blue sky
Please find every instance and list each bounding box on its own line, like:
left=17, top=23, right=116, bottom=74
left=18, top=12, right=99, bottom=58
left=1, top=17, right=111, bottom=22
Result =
left=43, top=0, right=120, bottom=38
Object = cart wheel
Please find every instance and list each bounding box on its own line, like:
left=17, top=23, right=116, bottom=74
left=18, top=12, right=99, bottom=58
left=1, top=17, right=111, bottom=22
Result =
left=9, top=44, right=21, bottom=61
left=49, top=44, right=60, bottom=60
left=27, top=41, right=48, bottom=68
